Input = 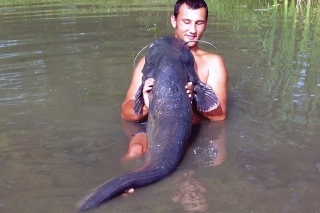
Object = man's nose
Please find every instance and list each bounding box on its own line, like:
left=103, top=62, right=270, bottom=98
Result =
left=189, top=23, right=196, bottom=34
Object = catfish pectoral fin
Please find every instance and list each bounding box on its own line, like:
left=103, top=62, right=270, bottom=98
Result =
left=193, top=82, right=219, bottom=112
left=133, top=84, right=145, bottom=115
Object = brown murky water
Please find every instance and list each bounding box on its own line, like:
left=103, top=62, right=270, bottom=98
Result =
left=1, top=1, right=319, bottom=213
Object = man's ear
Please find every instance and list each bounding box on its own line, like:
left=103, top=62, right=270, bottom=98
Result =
left=171, top=15, right=177, bottom=28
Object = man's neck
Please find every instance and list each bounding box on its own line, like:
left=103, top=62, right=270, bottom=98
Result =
left=189, top=45, right=200, bottom=56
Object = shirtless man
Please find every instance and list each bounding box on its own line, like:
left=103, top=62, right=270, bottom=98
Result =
left=121, top=0, right=228, bottom=158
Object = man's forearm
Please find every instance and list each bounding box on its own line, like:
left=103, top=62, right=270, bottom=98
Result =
left=121, top=100, right=148, bottom=121
left=192, top=104, right=226, bottom=121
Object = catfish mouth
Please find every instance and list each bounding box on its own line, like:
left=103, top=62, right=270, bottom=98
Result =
left=133, top=37, right=217, bottom=69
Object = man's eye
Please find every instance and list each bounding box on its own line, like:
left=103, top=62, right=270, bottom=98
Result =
left=197, top=22, right=205, bottom=25
left=183, top=20, right=190, bottom=24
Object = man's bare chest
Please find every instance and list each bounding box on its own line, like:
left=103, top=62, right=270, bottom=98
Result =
left=194, top=61, right=209, bottom=83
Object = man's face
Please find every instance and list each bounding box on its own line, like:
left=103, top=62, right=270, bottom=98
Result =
left=171, top=3, right=207, bottom=47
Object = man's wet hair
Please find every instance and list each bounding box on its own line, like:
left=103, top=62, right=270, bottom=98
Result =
left=173, top=0, right=208, bottom=21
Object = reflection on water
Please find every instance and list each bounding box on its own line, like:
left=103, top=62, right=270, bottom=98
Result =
left=0, top=0, right=319, bottom=213
left=172, top=170, right=210, bottom=213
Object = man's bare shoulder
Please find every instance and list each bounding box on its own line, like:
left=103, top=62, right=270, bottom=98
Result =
left=196, top=49, right=224, bottom=64
left=135, top=56, right=146, bottom=73
left=195, top=49, right=226, bottom=76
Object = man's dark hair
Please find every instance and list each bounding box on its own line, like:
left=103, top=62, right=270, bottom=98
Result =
left=173, top=0, right=208, bottom=21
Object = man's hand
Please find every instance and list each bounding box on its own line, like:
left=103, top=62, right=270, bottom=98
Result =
left=143, top=78, right=155, bottom=109
left=185, top=82, right=193, bottom=103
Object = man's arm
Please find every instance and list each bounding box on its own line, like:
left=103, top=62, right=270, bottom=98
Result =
left=121, top=57, right=148, bottom=121
left=197, top=54, right=228, bottom=121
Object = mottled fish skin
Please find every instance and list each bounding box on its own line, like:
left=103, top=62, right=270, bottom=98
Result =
left=77, top=36, right=219, bottom=211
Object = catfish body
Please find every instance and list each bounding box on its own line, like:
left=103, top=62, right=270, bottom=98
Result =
left=78, top=36, right=219, bottom=211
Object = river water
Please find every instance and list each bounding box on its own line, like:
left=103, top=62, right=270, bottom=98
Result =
left=0, top=1, right=319, bottom=213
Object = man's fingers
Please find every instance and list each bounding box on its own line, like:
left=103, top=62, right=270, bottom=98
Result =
left=185, top=82, right=193, bottom=89
left=144, top=78, right=155, bottom=92
left=185, top=82, right=193, bottom=103
left=145, top=78, right=155, bottom=85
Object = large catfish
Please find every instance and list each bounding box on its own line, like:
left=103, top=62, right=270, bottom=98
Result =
left=78, top=36, right=219, bottom=211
